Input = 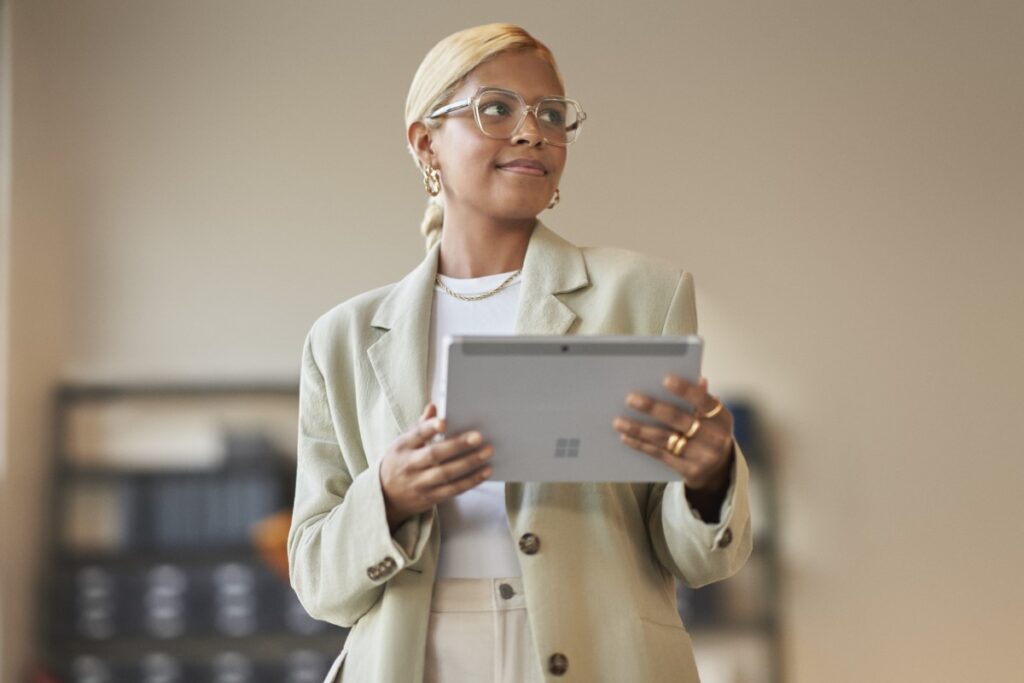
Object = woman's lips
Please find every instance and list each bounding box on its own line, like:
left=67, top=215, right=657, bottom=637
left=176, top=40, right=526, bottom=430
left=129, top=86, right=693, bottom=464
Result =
left=497, top=165, right=546, bottom=176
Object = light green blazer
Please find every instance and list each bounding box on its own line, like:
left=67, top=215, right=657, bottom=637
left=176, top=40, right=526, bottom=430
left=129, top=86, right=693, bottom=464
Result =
left=287, top=220, right=753, bottom=683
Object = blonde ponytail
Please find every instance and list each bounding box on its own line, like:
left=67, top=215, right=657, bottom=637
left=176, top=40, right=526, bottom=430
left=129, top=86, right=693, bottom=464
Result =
left=420, top=196, right=444, bottom=253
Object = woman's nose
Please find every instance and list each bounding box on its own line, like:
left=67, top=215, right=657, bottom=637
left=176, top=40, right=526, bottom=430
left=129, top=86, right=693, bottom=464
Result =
left=512, top=111, right=544, bottom=146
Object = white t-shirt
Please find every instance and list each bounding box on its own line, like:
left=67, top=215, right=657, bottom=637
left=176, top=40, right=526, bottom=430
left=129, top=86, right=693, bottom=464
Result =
left=427, top=269, right=523, bottom=578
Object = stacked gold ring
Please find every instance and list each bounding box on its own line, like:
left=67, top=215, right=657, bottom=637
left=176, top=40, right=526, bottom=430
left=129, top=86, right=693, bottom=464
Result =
left=666, top=432, right=687, bottom=456
left=667, top=414, right=705, bottom=457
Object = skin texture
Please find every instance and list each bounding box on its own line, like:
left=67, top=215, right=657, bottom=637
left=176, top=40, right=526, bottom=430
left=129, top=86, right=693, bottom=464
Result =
left=382, top=50, right=734, bottom=530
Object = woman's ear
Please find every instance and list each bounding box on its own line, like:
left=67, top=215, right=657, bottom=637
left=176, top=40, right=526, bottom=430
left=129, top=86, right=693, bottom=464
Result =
left=407, top=120, right=437, bottom=170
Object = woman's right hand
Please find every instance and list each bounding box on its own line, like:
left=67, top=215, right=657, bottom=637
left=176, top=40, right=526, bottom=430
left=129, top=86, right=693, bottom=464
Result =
left=379, top=402, right=493, bottom=531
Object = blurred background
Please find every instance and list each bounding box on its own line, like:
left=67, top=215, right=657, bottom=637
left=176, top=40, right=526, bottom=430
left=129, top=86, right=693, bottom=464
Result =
left=2, top=1, right=1022, bottom=682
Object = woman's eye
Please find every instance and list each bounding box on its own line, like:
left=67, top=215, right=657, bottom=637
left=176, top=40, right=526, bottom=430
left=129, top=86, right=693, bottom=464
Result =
left=539, top=108, right=565, bottom=126
left=480, top=102, right=512, bottom=117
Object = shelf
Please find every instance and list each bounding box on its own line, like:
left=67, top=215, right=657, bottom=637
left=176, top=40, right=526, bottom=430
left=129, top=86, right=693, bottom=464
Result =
left=55, top=546, right=265, bottom=567
left=687, top=615, right=779, bottom=636
left=57, top=381, right=299, bottom=400
left=60, top=461, right=290, bottom=480
left=54, top=631, right=346, bottom=659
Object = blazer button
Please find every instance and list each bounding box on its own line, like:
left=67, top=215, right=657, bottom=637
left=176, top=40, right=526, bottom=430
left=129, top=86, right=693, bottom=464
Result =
left=367, top=566, right=380, bottom=580
left=518, top=533, right=540, bottom=555
left=382, top=556, right=396, bottom=569
left=498, top=583, right=516, bottom=600
left=717, top=527, right=733, bottom=549
left=548, top=653, right=569, bottom=676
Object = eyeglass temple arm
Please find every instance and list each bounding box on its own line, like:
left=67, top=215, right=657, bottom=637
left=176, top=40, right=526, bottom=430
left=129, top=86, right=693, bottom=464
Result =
left=427, top=99, right=471, bottom=119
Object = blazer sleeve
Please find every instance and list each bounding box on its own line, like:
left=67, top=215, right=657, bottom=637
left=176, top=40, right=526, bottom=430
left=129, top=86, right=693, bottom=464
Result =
left=645, top=270, right=754, bottom=588
left=286, top=328, right=434, bottom=627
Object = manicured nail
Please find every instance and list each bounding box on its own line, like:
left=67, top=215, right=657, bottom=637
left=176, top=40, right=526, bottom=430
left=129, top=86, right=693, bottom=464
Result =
left=465, top=431, right=482, bottom=445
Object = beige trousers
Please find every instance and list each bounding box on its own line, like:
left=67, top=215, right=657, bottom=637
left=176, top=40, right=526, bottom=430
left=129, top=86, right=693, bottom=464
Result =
left=424, top=576, right=546, bottom=683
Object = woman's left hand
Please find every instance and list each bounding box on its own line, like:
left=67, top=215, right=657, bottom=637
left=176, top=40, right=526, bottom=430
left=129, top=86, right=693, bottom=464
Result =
left=612, top=374, right=735, bottom=492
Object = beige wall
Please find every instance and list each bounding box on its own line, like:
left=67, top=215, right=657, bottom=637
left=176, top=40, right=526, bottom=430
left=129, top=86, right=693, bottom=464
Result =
left=4, top=1, right=74, bottom=681
left=0, top=0, right=9, bottom=674
left=3, top=1, right=1023, bottom=681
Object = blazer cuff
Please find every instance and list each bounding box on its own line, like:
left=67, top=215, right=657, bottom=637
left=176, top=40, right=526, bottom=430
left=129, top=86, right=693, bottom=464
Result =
left=360, top=458, right=434, bottom=584
left=657, top=439, right=753, bottom=587
left=672, top=439, right=748, bottom=549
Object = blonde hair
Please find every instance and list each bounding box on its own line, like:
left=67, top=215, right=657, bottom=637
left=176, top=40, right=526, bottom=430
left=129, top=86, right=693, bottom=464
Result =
left=404, top=23, right=565, bottom=253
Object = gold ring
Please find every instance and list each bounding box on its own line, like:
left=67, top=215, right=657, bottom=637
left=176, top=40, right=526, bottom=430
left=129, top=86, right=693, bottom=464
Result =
left=666, top=432, right=688, bottom=456
left=701, top=400, right=724, bottom=419
left=683, top=417, right=701, bottom=438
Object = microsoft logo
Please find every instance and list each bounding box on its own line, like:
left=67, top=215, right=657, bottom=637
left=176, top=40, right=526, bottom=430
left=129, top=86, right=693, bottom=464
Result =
left=554, top=438, right=580, bottom=458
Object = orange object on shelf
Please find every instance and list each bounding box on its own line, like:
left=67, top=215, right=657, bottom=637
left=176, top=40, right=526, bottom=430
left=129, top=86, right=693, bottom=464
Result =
left=251, top=509, right=292, bottom=582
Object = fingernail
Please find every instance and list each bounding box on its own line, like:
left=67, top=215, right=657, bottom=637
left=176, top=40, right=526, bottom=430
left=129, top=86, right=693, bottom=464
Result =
left=466, top=431, right=482, bottom=445
left=627, top=394, right=648, bottom=409
left=663, top=376, right=680, bottom=388
left=433, top=418, right=444, bottom=430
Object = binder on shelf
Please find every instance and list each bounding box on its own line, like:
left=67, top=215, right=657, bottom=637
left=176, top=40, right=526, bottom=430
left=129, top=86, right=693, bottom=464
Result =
left=63, top=481, right=126, bottom=552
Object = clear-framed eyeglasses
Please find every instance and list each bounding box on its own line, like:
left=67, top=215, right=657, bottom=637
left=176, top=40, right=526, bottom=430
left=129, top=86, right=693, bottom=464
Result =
left=426, top=86, right=587, bottom=147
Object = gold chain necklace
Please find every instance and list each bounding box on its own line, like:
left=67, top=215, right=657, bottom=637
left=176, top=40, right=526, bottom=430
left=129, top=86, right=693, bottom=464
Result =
left=434, top=270, right=522, bottom=302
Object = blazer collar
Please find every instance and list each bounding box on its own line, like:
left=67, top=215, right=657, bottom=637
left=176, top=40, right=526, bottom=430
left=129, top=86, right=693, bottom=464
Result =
left=367, top=219, right=590, bottom=433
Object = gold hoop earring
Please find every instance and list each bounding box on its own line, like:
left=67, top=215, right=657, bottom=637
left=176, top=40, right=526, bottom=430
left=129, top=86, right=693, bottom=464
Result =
left=547, top=188, right=560, bottom=209
left=423, top=165, right=441, bottom=197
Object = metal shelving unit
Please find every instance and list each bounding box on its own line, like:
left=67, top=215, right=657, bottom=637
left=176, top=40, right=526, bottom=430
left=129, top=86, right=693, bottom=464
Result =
left=36, top=382, right=345, bottom=683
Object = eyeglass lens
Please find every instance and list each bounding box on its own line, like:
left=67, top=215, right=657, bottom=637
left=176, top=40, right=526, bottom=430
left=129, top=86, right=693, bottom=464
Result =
left=475, top=89, right=581, bottom=144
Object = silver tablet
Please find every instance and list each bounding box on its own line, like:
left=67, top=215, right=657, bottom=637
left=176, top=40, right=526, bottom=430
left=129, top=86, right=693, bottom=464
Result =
left=439, top=334, right=703, bottom=482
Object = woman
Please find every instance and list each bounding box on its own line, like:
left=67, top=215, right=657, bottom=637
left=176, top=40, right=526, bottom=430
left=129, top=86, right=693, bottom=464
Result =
left=287, top=23, right=752, bottom=683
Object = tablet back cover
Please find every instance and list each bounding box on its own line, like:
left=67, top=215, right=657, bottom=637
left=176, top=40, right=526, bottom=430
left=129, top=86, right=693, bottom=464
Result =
left=441, top=335, right=702, bottom=482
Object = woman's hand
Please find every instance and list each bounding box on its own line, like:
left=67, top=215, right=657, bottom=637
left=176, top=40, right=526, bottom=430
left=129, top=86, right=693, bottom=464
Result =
left=612, top=375, right=735, bottom=492
left=379, top=402, right=494, bottom=531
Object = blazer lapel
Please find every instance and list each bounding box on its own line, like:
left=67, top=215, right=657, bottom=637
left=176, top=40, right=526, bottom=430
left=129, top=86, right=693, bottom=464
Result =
left=366, top=238, right=439, bottom=436
left=512, top=219, right=590, bottom=336
left=367, top=219, right=591, bottom=434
